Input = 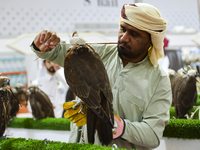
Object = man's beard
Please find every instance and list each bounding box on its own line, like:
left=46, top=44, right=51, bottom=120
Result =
left=47, top=66, right=55, bottom=73
left=117, top=41, right=135, bottom=59
left=117, top=41, right=147, bottom=59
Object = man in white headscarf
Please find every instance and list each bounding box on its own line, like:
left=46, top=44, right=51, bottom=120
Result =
left=30, top=3, right=172, bottom=150
left=28, top=59, right=69, bottom=118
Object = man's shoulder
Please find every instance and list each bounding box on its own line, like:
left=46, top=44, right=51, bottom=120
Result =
left=146, top=63, right=170, bottom=84
left=156, top=64, right=169, bottom=77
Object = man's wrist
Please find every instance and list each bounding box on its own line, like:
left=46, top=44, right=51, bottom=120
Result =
left=31, top=41, right=40, bottom=51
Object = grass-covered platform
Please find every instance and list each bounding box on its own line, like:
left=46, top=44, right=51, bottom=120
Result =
left=7, top=105, right=200, bottom=139
left=2, top=96, right=200, bottom=150
left=0, top=138, right=127, bottom=150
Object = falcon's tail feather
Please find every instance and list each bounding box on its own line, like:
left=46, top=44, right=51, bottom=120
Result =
left=97, top=92, right=113, bottom=145
left=97, top=118, right=113, bottom=146
left=87, top=108, right=113, bottom=146
left=87, top=108, right=98, bottom=144
left=109, top=102, right=114, bottom=127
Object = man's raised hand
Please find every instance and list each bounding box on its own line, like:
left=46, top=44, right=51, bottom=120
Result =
left=34, top=30, right=60, bottom=52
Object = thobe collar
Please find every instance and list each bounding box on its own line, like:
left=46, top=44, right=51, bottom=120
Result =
left=46, top=72, right=56, bottom=81
left=130, top=55, right=149, bottom=67
left=118, top=55, right=149, bottom=68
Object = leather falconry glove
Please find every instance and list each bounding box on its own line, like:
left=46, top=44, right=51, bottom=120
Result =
left=63, top=100, right=87, bottom=127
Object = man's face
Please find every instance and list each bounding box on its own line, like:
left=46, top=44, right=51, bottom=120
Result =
left=44, top=61, right=55, bottom=73
left=118, top=21, right=152, bottom=63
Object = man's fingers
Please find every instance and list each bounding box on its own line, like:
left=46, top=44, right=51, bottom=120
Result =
left=40, top=30, right=48, bottom=43
left=33, top=30, right=60, bottom=52
left=39, top=44, right=51, bottom=52
left=46, top=32, right=60, bottom=45
left=34, top=34, right=41, bottom=47
left=43, top=30, right=52, bottom=43
left=50, top=38, right=60, bottom=46
left=47, top=35, right=60, bottom=49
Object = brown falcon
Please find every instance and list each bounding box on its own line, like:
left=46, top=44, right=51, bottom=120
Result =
left=64, top=32, right=114, bottom=146
left=27, top=85, right=55, bottom=119
left=169, top=67, right=198, bottom=118
left=0, top=75, right=12, bottom=138
left=10, top=82, right=26, bottom=119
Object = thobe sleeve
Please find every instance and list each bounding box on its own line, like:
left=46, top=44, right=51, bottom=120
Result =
left=31, top=41, right=70, bottom=67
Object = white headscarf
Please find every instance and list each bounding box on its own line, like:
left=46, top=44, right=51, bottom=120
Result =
left=120, top=3, right=167, bottom=67
left=36, top=58, right=47, bottom=79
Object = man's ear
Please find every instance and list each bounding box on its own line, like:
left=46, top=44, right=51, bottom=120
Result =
left=148, top=33, right=152, bottom=47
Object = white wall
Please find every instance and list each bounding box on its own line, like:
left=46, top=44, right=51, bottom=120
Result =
left=143, top=0, right=200, bottom=32
left=0, top=0, right=134, bottom=36
left=1, top=0, right=199, bottom=36
left=0, top=0, right=199, bottom=85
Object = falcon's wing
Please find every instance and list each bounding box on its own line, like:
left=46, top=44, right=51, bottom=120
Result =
left=174, top=74, right=197, bottom=118
left=64, top=45, right=113, bottom=122
left=28, top=86, right=55, bottom=118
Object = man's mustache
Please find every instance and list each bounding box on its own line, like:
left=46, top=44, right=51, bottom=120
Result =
left=49, top=66, right=54, bottom=70
left=118, top=41, right=131, bottom=50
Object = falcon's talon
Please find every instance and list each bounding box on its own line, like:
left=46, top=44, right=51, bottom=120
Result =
left=112, top=120, right=118, bottom=131
left=72, top=99, right=83, bottom=110
left=78, top=104, right=84, bottom=114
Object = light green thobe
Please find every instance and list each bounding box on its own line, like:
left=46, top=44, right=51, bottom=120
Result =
left=31, top=41, right=172, bottom=150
